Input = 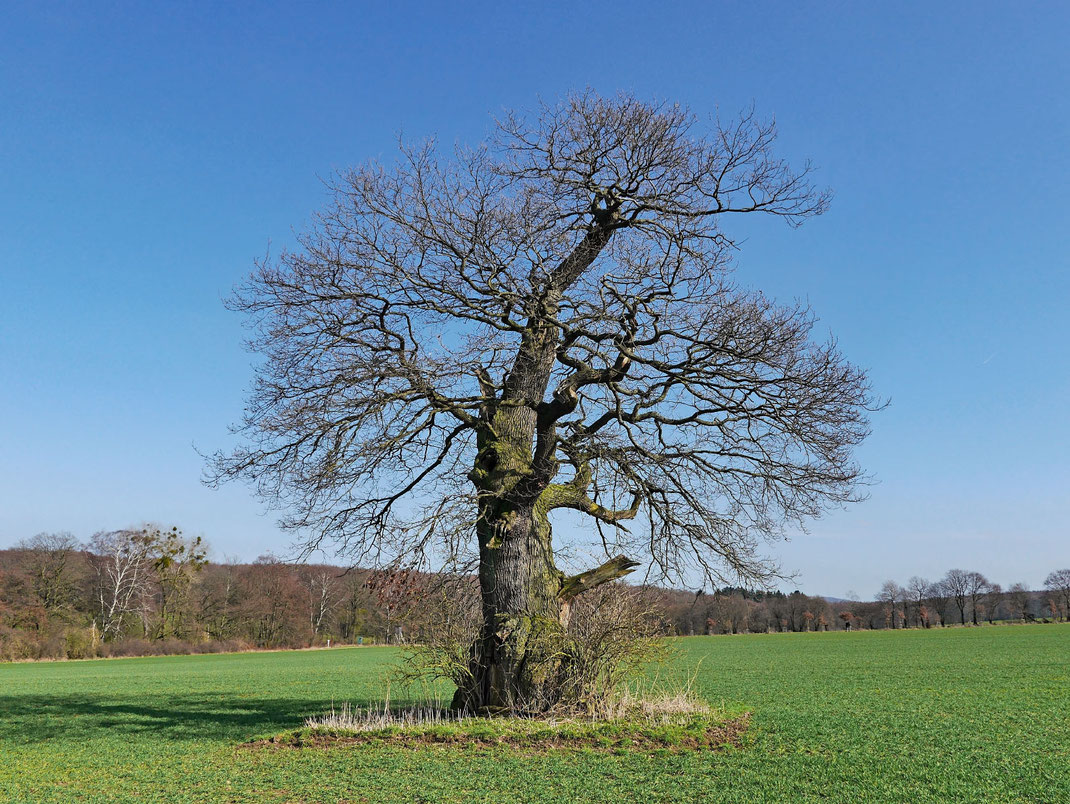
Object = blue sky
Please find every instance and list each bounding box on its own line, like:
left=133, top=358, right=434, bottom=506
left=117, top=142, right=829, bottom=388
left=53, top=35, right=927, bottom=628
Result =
left=2, top=1, right=1067, bottom=598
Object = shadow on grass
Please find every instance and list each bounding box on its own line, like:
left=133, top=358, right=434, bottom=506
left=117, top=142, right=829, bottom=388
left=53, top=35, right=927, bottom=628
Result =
left=0, top=693, right=386, bottom=744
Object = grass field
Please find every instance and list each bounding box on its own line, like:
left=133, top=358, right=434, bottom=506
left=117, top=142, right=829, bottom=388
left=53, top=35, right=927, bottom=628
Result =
left=1, top=625, right=1067, bottom=803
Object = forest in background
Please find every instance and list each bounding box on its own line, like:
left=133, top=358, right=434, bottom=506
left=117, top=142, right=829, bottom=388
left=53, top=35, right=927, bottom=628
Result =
left=2, top=527, right=1067, bottom=662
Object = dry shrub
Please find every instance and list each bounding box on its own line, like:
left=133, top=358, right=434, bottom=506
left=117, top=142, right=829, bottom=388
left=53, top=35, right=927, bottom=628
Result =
left=555, top=583, right=668, bottom=717
left=0, top=626, right=94, bottom=661
left=63, top=627, right=96, bottom=659
left=403, top=579, right=675, bottom=718
left=0, top=626, right=34, bottom=661
left=397, top=573, right=482, bottom=692
left=99, top=638, right=156, bottom=657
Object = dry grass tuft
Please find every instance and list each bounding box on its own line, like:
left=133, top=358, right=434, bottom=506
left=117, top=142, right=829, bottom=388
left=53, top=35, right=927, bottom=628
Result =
left=600, top=684, right=711, bottom=723
left=307, top=701, right=468, bottom=732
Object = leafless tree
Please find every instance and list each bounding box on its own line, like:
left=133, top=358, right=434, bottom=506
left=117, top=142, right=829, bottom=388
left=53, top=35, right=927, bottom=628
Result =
left=1045, top=570, right=1070, bottom=620
left=87, top=529, right=156, bottom=640
left=1006, top=582, right=1032, bottom=622
left=236, top=554, right=306, bottom=647
left=982, top=582, right=1002, bottom=624
left=905, top=576, right=930, bottom=627
left=877, top=580, right=901, bottom=628
left=927, top=579, right=953, bottom=627
left=209, top=91, right=877, bottom=711
left=706, top=591, right=749, bottom=634
left=300, top=567, right=340, bottom=640
left=335, top=571, right=374, bottom=642
left=964, top=571, right=990, bottom=626
left=200, top=558, right=241, bottom=640
left=16, top=532, right=82, bottom=613
left=942, top=570, right=973, bottom=625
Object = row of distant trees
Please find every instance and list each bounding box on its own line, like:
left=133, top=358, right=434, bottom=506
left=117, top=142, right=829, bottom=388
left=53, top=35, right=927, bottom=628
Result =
left=875, top=570, right=1070, bottom=628
left=2, top=527, right=1068, bottom=661
left=663, top=588, right=841, bottom=636
left=0, top=527, right=428, bottom=661
left=661, top=569, right=1070, bottom=636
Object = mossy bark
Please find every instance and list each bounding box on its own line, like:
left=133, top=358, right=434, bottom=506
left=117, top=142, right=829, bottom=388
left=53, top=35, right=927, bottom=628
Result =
left=452, top=396, right=571, bottom=712
left=452, top=424, right=640, bottom=711
left=455, top=504, right=566, bottom=712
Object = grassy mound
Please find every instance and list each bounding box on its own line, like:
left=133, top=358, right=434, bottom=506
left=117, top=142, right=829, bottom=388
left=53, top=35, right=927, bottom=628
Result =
left=252, top=710, right=750, bottom=753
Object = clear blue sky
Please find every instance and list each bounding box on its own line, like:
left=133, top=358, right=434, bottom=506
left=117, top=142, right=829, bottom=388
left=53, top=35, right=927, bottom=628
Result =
left=2, top=1, right=1067, bottom=598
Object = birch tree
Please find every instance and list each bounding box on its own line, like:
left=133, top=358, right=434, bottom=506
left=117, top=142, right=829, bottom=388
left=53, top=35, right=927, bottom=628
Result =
left=300, top=568, right=340, bottom=640
left=88, top=529, right=155, bottom=640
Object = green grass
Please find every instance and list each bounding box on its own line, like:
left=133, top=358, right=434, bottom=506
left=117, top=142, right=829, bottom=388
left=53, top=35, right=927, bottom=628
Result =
left=1, top=625, right=1068, bottom=802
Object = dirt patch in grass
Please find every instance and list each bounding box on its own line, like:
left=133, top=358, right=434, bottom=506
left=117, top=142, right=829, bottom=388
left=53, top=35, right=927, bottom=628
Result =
left=248, top=712, right=750, bottom=754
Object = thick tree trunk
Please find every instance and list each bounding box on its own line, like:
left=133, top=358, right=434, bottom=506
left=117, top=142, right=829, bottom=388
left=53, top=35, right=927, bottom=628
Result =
left=452, top=502, right=568, bottom=713
left=450, top=491, right=639, bottom=713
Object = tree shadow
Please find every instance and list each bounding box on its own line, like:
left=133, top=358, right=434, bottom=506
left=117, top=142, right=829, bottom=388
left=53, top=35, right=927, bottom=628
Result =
left=0, top=693, right=387, bottom=744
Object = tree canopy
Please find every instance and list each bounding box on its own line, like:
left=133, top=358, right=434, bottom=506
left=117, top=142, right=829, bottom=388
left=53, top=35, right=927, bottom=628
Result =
left=210, top=91, right=878, bottom=710
left=211, top=91, right=874, bottom=587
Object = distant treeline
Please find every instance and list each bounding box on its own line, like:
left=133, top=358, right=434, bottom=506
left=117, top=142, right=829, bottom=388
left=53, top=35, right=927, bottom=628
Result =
left=0, top=527, right=403, bottom=661
left=664, top=570, right=1069, bottom=637
left=2, top=527, right=1068, bottom=661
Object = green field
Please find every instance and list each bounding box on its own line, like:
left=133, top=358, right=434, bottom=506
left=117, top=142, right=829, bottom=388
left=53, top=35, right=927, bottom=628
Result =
left=1, top=625, right=1067, bottom=803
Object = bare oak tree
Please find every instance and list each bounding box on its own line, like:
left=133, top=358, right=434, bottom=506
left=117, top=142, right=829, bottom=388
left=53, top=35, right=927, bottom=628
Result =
left=942, top=569, right=971, bottom=626
left=210, top=91, right=876, bottom=712
left=1006, top=582, right=1032, bottom=622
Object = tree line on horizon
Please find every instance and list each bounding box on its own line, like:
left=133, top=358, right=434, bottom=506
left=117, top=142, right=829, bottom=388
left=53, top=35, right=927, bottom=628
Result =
left=2, top=526, right=1068, bottom=662
left=674, top=569, right=1070, bottom=636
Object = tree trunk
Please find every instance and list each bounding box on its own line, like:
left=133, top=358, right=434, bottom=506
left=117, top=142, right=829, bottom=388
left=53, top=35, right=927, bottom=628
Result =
left=452, top=501, right=568, bottom=713
left=450, top=485, right=638, bottom=713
